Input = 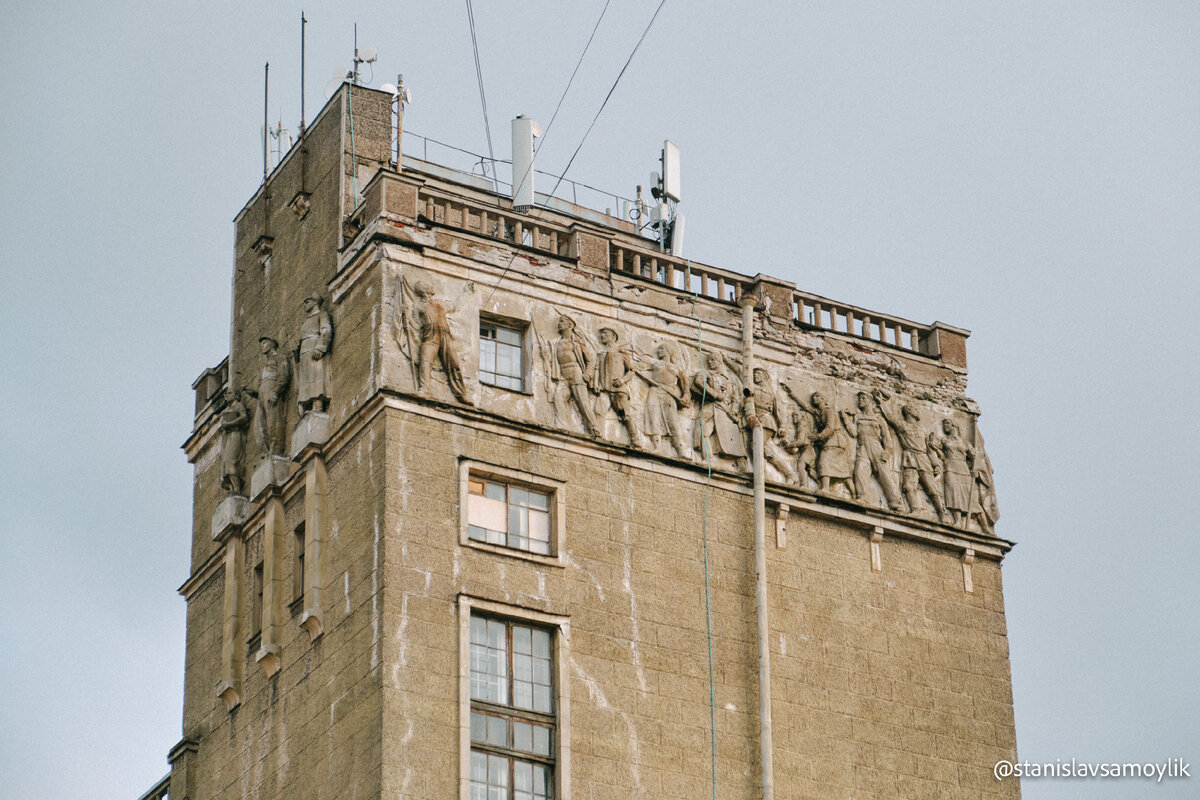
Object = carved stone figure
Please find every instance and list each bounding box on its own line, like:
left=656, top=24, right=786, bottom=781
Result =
left=782, top=406, right=818, bottom=491
left=549, top=314, right=598, bottom=436
left=875, top=390, right=947, bottom=522
left=843, top=391, right=906, bottom=511
left=969, top=426, right=1000, bottom=534
left=296, top=294, right=333, bottom=415
left=594, top=327, right=644, bottom=447
left=691, top=351, right=747, bottom=466
left=255, top=336, right=291, bottom=456
left=639, top=342, right=691, bottom=458
left=747, top=368, right=797, bottom=483
left=928, top=418, right=974, bottom=527
left=411, top=279, right=472, bottom=405
left=219, top=387, right=251, bottom=495
left=785, top=385, right=854, bottom=497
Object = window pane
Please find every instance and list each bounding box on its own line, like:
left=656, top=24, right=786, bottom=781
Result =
left=471, top=711, right=486, bottom=743
left=469, top=493, right=508, bottom=535
left=488, top=620, right=506, bottom=649
left=514, top=653, right=533, bottom=683
left=533, top=725, right=551, bottom=756
left=528, top=511, right=549, bottom=544
left=480, top=341, right=497, bottom=375
left=498, top=326, right=522, bottom=346
left=533, top=764, right=551, bottom=799
left=513, top=625, right=532, bottom=655
left=513, top=679, right=533, bottom=710
left=485, top=482, right=506, bottom=502
left=513, top=720, right=532, bottom=752
left=471, top=617, right=487, bottom=644
left=471, top=751, right=488, bottom=781
left=487, top=714, right=507, bottom=746
left=488, top=754, right=508, bottom=787
left=532, top=629, right=551, bottom=659
left=514, top=760, right=532, bottom=792
left=527, top=490, right=549, bottom=511
left=533, top=684, right=552, bottom=714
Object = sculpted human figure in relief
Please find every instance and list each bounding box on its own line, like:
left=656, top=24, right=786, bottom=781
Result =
left=747, top=368, right=798, bottom=483
left=842, top=391, right=906, bottom=511
left=783, top=385, right=854, bottom=498
left=639, top=342, right=692, bottom=458
left=296, top=294, right=333, bottom=416
left=970, top=427, right=1000, bottom=535
left=782, top=405, right=818, bottom=491
left=928, top=418, right=974, bottom=527
left=594, top=327, right=644, bottom=447
left=411, top=279, right=473, bottom=405
left=691, top=351, right=747, bottom=468
left=549, top=314, right=599, bottom=436
left=255, top=336, right=291, bottom=456
left=219, top=387, right=251, bottom=495
left=875, top=389, right=947, bottom=522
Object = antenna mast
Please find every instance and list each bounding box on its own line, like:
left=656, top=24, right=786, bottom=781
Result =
left=300, top=12, right=306, bottom=133
left=262, top=62, right=269, bottom=182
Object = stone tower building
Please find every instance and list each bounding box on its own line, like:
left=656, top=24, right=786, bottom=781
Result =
left=164, top=84, right=1018, bottom=800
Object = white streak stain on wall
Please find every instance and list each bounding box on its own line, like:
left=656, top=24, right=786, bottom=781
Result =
left=570, top=657, right=643, bottom=796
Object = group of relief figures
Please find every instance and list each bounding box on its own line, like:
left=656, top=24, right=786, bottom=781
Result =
left=390, top=281, right=999, bottom=536
left=217, top=295, right=334, bottom=497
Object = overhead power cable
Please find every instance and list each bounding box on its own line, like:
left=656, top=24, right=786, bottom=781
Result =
left=465, top=0, right=498, bottom=191
left=482, top=0, right=615, bottom=307
left=548, top=0, right=669, bottom=199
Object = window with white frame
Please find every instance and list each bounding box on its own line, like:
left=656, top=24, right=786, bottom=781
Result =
left=469, top=616, right=555, bottom=800
left=479, top=319, right=526, bottom=391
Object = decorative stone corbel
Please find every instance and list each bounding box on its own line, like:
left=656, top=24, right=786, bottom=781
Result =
left=252, top=235, right=274, bottom=268
left=869, top=526, right=884, bottom=573
left=289, top=191, right=312, bottom=220
left=775, top=503, right=790, bottom=549
left=961, top=548, right=976, bottom=594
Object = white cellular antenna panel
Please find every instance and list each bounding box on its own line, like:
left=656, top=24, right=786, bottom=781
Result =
left=669, top=212, right=685, bottom=257
left=662, top=140, right=681, bottom=202
left=511, top=115, right=542, bottom=211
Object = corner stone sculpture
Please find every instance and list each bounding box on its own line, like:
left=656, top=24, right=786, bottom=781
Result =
left=296, top=294, right=333, bottom=416
left=875, top=389, right=946, bottom=522
left=928, top=418, right=974, bottom=528
left=255, top=336, right=291, bottom=456
left=784, top=385, right=854, bottom=498
left=691, top=351, right=747, bottom=467
left=219, top=387, right=251, bottom=495
left=843, top=391, right=906, bottom=511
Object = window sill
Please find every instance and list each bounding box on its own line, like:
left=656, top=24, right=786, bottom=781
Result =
left=463, top=539, right=564, bottom=568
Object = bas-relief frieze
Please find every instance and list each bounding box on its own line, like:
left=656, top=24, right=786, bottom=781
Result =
left=381, top=264, right=999, bottom=536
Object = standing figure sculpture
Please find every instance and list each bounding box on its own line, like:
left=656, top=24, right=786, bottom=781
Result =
left=928, top=418, right=974, bottom=527
left=969, top=427, right=1000, bottom=535
left=255, top=336, right=291, bottom=456
left=784, top=386, right=854, bottom=498
left=411, top=279, right=472, bottom=405
left=639, top=342, right=691, bottom=458
left=782, top=405, right=818, bottom=491
left=219, top=387, right=251, bottom=495
left=549, top=315, right=599, bottom=436
left=296, top=294, right=333, bottom=416
left=842, top=391, right=906, bottom=511
left=747, top=368, right=798, bottom=483
left=875, top=390, right=946, bottom=521
left=691, top=351, right=747, bottom=467
left=594, top=327, right=644, bottom=447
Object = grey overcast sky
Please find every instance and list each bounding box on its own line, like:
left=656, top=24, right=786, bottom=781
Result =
left=2, top=2, right=1197, bottom=798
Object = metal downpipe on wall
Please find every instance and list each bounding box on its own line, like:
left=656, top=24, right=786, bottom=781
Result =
left=739, top=295, right=774, bottom=800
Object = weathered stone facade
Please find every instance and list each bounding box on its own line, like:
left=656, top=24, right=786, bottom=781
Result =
left=170, top=84, right=1018, bottom=800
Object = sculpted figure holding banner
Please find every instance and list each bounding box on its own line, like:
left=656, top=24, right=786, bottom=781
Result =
left=549, top=315, right=599, bottom=436
left=842, top=391, right=906, bottom=511
left=219, top=387, right=251, bottom=495
left=296, top=295, right=333, bottom=416
left=875, top=389, right=946, bottom=521
left=255, top=336, right=291, bottom=456
left=640, top=342, right=691, bottom=458
left=691, top=351, right=747, bottom=467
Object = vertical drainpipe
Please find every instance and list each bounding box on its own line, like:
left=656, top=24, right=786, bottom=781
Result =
left=738, top=293, right=774, bottom=800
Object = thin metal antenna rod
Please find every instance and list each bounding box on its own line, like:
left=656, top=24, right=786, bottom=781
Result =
left=263, top=62, right=269, bottom=181
left=300, top=12, right=306, bottom=132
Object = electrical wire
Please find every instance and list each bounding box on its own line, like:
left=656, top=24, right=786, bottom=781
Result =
left=465, top=0, right=499, bottom=191
left=547, top=0, right=668, bottom=199
left=481, top=0, right=614, bottom=309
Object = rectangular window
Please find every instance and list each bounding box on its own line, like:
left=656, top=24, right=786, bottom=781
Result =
left=468, top=614, right=558, bottom=800
left=467, top=477, right=552, bottom=555
left=293, top=523, right=305, bottom=603
left=479, top=320, right=526, bottom=392
left=251, top=562, right=264, bottom=638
